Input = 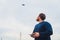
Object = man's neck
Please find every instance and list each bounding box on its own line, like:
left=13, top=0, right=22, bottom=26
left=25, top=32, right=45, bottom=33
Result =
left=39, top=20, right=44, bottom=23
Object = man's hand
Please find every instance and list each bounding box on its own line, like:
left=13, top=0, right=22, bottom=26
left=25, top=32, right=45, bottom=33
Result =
left=30, top=33, right=35, bottom=37
left=30, top=32, right=40, bottom=38
left=34, top=32, right=40, bottom=38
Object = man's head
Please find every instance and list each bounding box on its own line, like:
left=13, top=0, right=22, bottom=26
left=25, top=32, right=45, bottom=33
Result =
left=36, top=13, right=46, bottom=22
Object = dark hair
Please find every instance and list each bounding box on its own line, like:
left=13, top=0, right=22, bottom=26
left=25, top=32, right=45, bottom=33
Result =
left=39, top=13, right=46, bottom=20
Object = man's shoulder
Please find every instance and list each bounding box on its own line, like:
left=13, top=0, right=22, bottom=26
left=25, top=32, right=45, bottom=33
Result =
left=35, top=21, right=51, bottom=27
left=44, top=21, right=52, bottom=27
left=44, top=21, right=51, bottom=24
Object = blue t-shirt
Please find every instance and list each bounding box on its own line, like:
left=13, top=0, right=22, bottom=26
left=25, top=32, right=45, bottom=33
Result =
left=33, top=21, right=53, bottom=40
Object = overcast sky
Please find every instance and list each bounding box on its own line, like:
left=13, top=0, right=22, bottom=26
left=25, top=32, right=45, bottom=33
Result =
left=0, top=0, right=60, bottom=40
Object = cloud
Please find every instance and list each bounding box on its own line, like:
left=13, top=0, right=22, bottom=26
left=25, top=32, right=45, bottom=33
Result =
left=0, top=16, right=33, bottom=40
left=0, top=0, right=60, bottom=40
left=51, top=34, right=60, bottom=40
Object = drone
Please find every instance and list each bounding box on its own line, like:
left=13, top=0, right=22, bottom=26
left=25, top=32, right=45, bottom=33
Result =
left=22, top=4, right=25, bottom=6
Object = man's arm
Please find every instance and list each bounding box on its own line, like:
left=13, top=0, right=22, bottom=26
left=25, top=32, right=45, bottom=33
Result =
left=30, top=32, right=40, bottom=38
left=30, top=24, right=40, bottom=38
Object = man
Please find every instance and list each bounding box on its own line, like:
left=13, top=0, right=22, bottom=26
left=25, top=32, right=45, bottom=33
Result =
left=30, top=13, right=53, bottom=40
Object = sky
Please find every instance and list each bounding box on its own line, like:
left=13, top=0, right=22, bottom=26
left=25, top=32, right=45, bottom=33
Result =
left=0, top=0, right=60, bottom=40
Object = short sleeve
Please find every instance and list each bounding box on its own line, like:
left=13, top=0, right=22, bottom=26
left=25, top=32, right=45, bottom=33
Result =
left=33, top=24, right=39, bottom=33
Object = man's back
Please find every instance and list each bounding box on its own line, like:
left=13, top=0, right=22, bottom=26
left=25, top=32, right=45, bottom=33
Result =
left=33, top=21, right=53, bottom=40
